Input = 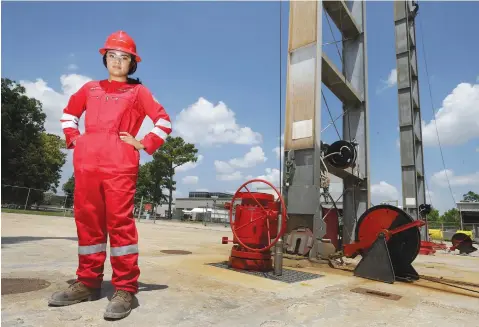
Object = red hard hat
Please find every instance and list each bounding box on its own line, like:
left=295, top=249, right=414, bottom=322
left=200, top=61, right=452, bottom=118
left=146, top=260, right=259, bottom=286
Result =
left=99, top=30, right=141, bottom=62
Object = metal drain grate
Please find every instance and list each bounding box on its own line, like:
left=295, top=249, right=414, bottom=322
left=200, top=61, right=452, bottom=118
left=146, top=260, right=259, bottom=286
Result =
left=208, top=261, right=322, bottom=284
left=350, top=287, right=402, bottom=301
left=1, top=278, right=51, bottom=295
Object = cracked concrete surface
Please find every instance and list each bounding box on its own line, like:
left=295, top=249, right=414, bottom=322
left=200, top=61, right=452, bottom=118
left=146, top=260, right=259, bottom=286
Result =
left=2, top=213, right=479, bottom=326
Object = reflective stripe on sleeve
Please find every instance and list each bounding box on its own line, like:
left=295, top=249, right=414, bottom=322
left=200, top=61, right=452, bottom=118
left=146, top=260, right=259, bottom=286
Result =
left=110, top=244, right=139, bottom=257
left=61, top=113, right=79, bottom=124
left=78, top=243, right=107, bottom=255
left=151, top=127, right=168, bottom=139
left=154, top=118, right=172, bottom=129
left=62, top=121, right=78, bottom=129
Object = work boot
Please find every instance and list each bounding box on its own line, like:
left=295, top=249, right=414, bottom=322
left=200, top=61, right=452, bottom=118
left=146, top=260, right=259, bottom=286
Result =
left=48, top=280, right=101, bottom=306
left=103, top=289, right=134, bottom=320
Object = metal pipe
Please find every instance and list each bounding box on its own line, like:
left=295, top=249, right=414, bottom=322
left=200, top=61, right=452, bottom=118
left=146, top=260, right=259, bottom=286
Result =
left=24, top=188, right=31, bottom=211
left=274, top=212, right=283, bottom=276
left=137, top=196, right=143, bottom=222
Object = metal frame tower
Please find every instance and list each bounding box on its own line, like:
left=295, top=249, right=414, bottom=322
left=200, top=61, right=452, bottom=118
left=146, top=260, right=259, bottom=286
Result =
left=394, top=0, right=427, bottom=240
left=282, top=0, right=369, bottom=258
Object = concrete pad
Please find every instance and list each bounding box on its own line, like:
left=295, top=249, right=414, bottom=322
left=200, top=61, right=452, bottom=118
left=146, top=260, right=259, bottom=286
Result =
left=2, top=213, right=479, bottom=327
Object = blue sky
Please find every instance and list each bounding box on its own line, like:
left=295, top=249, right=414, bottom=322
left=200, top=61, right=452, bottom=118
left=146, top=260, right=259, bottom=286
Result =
left=2, top=1, right=478, bottom=214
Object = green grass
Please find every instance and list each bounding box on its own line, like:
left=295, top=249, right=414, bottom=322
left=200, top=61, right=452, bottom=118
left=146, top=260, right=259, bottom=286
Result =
left=2, top=208, right=74, bottom=217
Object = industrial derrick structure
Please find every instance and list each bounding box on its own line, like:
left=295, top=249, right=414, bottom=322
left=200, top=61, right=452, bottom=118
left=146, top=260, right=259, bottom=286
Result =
left=393, top=1, right=428, bottom=240
left=282, top=0, right=370, bottom=258
left=222, top=0, right=439, bottom=284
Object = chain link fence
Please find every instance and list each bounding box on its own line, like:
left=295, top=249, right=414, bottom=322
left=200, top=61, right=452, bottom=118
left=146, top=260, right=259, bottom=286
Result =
left=2, top=185, right=73, bottom=217
left=3, top=185, right=475, bottom=237
left=2, top=185, right=146, bottom=220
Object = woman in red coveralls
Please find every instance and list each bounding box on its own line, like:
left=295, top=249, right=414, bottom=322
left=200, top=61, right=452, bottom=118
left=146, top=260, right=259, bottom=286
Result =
left=48, top=31, right=172, bottom=320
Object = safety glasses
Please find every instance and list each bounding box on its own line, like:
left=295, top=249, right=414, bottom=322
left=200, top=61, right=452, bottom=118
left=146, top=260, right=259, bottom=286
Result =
left=106, top=51, right=132, bottom=64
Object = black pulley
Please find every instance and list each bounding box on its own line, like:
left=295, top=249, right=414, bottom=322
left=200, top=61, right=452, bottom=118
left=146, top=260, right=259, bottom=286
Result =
left=352, top=204, right=422, bottom=284
left=419, top=203, right=432, bottom=217
left=451, top=232, right=477, bottom=255
left=324, top=140, right=357, bottom=169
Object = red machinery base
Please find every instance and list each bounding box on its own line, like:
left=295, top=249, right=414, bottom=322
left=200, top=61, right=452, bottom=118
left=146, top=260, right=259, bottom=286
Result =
left=419, top=241, right=436, bottom=255
left=228, top=245, right=273, bottom=272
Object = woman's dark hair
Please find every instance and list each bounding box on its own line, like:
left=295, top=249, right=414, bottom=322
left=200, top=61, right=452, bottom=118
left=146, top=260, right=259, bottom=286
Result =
left=102, top=53, right=141, bottom=84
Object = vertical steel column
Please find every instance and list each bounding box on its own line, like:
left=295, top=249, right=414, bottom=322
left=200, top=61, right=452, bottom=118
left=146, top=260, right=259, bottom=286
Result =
left=394, top=0, right=427, bottom=240
left=339, top=1, right=370, bottom=245
left=283, top=0, right=325, bottom=260
left=283, top=0, right=370, bottom=256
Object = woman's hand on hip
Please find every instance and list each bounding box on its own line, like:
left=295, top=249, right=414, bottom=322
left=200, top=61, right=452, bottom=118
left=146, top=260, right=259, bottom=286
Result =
left=119, top=132, right=145, bottom=150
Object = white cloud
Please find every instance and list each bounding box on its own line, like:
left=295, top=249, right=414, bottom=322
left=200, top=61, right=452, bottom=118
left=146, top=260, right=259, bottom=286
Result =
left=67, top=64, right=79, bottom=71
left=273, top=145, right=284, bottom=160
left=371, top=181, right=400, bottom=204
left=396, top=138, right=400, bottom=148
left=196, top=188, right=208, bottom=192
left=20, top=74, right=92, bottom=136
left=387, top=69, right=397, bottom=87
left=273, top=133, right=285, bottom=160
left=228, top=146, right=267, bottom=168
left=422, top=82, right=479, bottom=146
left=217, top=171, right=243, bottom=181
left=173, top=97, right=262, bottom=146
left=214, top=160, right=235, bottom=175
left=175, top=155, right=204, bottom=173
left=431, top=169, right=479, bottom=187
left=214, top=146, right=267, bottom=178
left=182, top=176, right=199, bottom=185
left=376, top=68, right=397, bottom=93
left=255, top=168, right=281, bottom=187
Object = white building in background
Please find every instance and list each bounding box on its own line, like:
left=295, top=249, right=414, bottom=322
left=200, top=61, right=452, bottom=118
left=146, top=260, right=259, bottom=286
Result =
left=174, top=191, right=233, bottom=222
left=182, top=207, right=229, bottom=223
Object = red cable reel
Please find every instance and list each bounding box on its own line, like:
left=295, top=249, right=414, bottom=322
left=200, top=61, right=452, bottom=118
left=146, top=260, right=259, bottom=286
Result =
left=222, top=178, right=287, bottom=271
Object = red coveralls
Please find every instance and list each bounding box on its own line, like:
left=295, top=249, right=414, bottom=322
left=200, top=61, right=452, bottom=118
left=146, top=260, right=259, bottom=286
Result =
left=60, top=79, right=172, bottom=293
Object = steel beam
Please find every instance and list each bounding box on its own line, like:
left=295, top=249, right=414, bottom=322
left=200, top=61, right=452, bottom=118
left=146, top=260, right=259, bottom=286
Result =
left=283, top=0, right=369, bottom=256
left=394, top=0, right=427, bottom=240
left=283, top=1, right=325, bottom=259
left=340, top=1, right=370, bottom=245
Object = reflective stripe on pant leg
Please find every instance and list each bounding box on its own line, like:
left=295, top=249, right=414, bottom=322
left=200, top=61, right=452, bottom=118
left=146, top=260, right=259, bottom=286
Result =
left=79, top=243, right=108, bottom=255
left=110, top=244, right=139, bottom=257
left=104, top=172, right=140, bottom=294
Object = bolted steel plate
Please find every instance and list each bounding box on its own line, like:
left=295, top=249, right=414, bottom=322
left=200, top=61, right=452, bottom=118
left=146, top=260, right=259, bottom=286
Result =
left=208, top=261, right=322, bottom=284
left=1, top=278, right=51, bottom=295
left=160, top=250, right=192, bottom=255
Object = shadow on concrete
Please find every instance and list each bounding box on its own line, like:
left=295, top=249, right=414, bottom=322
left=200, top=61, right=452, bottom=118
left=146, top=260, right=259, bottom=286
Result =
left=65, top=279, right=168, bottom=304
left=1, top=236, right=78, bottom=248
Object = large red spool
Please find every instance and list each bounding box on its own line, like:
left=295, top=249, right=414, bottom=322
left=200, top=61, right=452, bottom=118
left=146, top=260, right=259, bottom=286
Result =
left=221, top=179, right=287, bottom=271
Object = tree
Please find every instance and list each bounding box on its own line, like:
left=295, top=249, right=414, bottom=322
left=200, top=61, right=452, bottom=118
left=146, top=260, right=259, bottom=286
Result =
left=462, top=191, right=479, bottom=202
left=1, top=78, right=67, bottom=205
left=153, top=136, right=199, bottom=219
left=440, top=208, right=461, bottom=224
left=135, top=160, right=169, bottom=211
left=62, top=174, right=75, bottom=207
left=34, top=133, right=67, bottom=192
left=426, top=208, right=440, bottom=222
left=2, top=78, right=46, bottom=188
